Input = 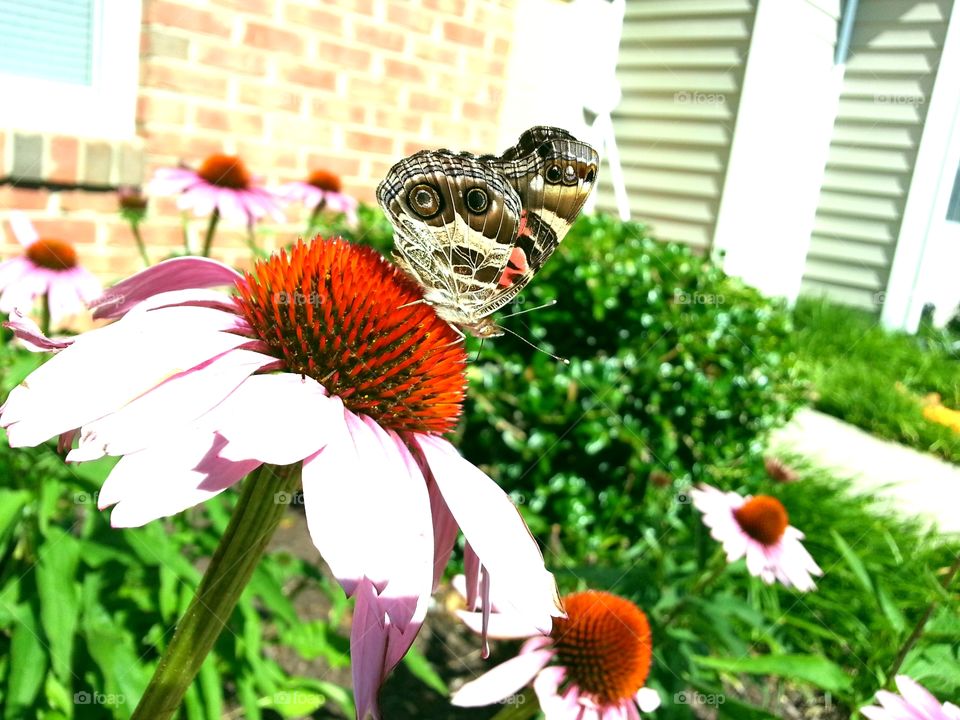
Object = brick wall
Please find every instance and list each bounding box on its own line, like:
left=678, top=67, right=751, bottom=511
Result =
left=0, top=0, right=515, bottom=280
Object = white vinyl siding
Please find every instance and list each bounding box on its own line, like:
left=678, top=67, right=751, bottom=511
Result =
left=596, top=0, right=757, bottom=251
left=801, top=0, right=955, bottom=309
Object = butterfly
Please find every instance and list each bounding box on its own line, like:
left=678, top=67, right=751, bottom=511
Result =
left=376, top=126, right=599, bottom=338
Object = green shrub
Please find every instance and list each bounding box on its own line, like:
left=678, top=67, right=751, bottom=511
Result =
left=456, top=214, right=808, bottom=558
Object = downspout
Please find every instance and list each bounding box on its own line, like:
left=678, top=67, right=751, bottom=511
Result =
left=834, top=0, right=858, bottom=66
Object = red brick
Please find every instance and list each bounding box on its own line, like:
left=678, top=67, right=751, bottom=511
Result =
left=0, top=186, right=50, bottom=211
left=235, top=143, right=299, bottom=174
left=346, top=131, right=393, bottom=155
left=49, top=137, right=79, bottom=184
left=317, top=41, right=371, bottom=70
left=493, top=35, right=511, bottom=57
left=280, top=62, right=336, bottom=90
left=352, top=21, right=406, bottom=52
left=375, top=109, right=424, bottom=134
left=237, top=82, right=302, bottom=112
left=195, top=106, right=263, bottom=136
left=384, top=59, right=424, bottom=83
left=59, top=191, right=121, bottom=214
left=386, top=4, right=433, bottom=34
left=402, top=141, right=430, bottom=156
left=143, top=63, right=229, bottom=98
left=308, top=96, right=365, bottom=125
left=347, top=76, right=400, bottom=105
left=320, top=0, right=372, bottom=14
left=442, top=21, right=485, bottom=47
left=268, top=115, right=334, bottom=146
left=144, top=132, right=225, bottom=161
left=244, top=22, right=304, bottom=54
left=411, top=39, right=459, bottom=66
left=138, top=94, right=188, bottom=126
left=144, top=2, right=231, bottom=37
left=424, top=0, right=466, bottom=13
left=284, top=4, right=342, bottom=32
left=304, top=154, right=362, bottom=179
left=106, top=220, right=184, bottom=250
left=462, top=101, right=499, bottom=123
left=211, top=0, right=272, bottom=14
left=409, top=91, right=453, bottom=114
left=197, top=44, right=267, bottom=76
left=31, top=219, right=97, bottom=246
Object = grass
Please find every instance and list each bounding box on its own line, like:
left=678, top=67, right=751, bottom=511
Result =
left=793, top=296, right=960, bottom=465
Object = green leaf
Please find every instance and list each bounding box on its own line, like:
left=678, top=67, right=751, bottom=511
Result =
left=197, top=655, right=223, bottom=720
left=0, top=489, right=30, bottom=555
left=259, top=685, right=326, bottom=717
left=831, top=530, right=874, bottom=595
left=81, top=586, right=147, bottom=714
left=402, top=644, right=448, bottom=695
left=694, top=654, right=852, bottom=693
left=5, top=604, right=48, bottom=720
left=36, top=528, right=81, bottom=684
left=876, top=583, right=907, bottom=634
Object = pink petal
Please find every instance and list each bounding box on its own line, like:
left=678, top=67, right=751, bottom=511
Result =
left=426, top=471, right=458, bottom=591
left=463, top=542, right=481, bottom=611
left=68, top=348, right=274, bottom=461
left=216, top=373, right=338, bottom=465
left=0, top=257, right=33, bottom=288
left=4, top=309, right=73, bottom=351
left=99, top=431, right=259, bottom=527
left=45, top=273, right=88, bottom=325
left=415, top=435, right=563, bottom=631
left=122, top=288, right=241, bottom=319
left=874, top=689, right=928, bottom=720
left=1, top=306, right=251, bottom=447
left=860, top=706, right=893, bottom=720
left=895, top=677, right=947, bottom=720
left=455, top=609, right=544, bottom=640
left=451, top=649, right=553, bottom=707
left=179, top=185, right=218, bottom=217
left=302, top=408, right=434, bottom=630
left=216, top=188, right=251, bottom=225
left=0, top=266, right=47, bottom=313
left=9, top=212, right=39, bottom=246
left=351, top=577, right=388, bottom=720
left=532, top=665, right=576, bottom=718
left=91, top=256, right=241, bottom=319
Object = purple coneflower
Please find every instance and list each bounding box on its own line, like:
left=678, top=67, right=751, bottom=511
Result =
left=861, top=675, right=960, bottom=720
left=0, top=213, right=101, bottom=328
left=691, top=484, right=822, bottom=591
left=0, top=236, right=561, bottom=719
left=452, top=585, right=661, bottom=719
left=277, top=169, right=359, bottom=225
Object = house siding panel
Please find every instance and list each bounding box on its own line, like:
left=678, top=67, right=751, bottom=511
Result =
left=801, top=0, right=955, bottom=306
left=598, top=0, right=758, bottom=251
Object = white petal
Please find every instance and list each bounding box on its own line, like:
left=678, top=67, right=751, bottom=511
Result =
left=415, top=435, right=563, bottom=631
left=636, top=687, right=661, bottom=713
left=69, top=348, right=273, bottom=461
left=100, top=431, right=259, bottom=527
left=217, top=373, right=338, bottom=465
left=1, top=305, right=250, bottom=447
left=456, top=610, right=544, bottom=640
left=450, top=649, right=553, bottom=707
left=9, top=212, right=39, bottom=246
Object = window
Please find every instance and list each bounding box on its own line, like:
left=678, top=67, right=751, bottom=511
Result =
left=0, top=0, right=141, bottom=138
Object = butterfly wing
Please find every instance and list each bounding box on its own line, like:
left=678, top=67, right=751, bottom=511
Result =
left=376, top=149, right=524, bottom=326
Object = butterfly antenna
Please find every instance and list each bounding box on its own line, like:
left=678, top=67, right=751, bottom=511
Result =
left=496, top=324, right=569, bottom=365
left=473, top=337, right=485, bottom=363
left=499, top=298, right=557, bottom=320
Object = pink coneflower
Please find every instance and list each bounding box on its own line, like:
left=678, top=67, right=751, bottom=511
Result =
left=691, top=484, right=822, bottom=591
left=148, top=154, right=284, bottom=232
left=0, top=213, right=101, bottom=327
left=277, top=169, right=359, bottom=223
left=452, top=587, right=661, bottom=718
left=0, top=236, right=561, bottom=720
left=861, top=675, right=960, bottom=720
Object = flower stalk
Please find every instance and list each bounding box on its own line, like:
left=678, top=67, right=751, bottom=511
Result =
left=131, top=462, right=301, bottom=720
left=201, top=208, right=221, bottom=258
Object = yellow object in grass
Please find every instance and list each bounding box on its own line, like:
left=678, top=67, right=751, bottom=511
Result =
left=922, top=393, right=960, bottom=433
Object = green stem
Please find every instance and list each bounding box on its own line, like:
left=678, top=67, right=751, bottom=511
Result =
left=200, top=209, right=220, bottom=258
left=130, top=221, right=150, bottom=266
left=245, top=223, right=259, bottom=257
left=180, top=213, right=191, bottom=254
left=40, top=293, right=51, bottom=336
left=660, top=548, right=728, bottom=627
left=131, top=462, right=301, bottom=720
left=888, top=551, right=960, bottom=681
left=488, top=688, right=539, bottom=720
left=304, top=199, right=326, bottom=239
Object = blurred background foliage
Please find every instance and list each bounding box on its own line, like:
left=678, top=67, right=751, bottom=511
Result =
left=0, top=210, right=957, bottom=719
